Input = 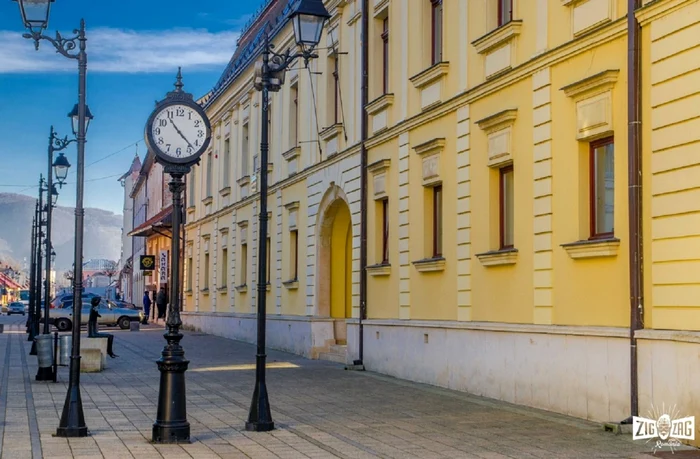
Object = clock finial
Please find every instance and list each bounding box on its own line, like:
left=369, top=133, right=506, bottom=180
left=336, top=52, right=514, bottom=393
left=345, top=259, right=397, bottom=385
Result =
left=175, top=67, right=184, bottom=92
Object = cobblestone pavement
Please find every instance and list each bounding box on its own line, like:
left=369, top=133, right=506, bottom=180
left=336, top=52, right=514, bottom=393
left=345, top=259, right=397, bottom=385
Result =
left=0, top=315, right=697, bottom=459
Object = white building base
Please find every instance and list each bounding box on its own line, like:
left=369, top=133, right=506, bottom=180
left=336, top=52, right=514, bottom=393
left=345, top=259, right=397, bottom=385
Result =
left=181, top=312, right=335, bottom=358
left=347, top=320, right=633, bottom=423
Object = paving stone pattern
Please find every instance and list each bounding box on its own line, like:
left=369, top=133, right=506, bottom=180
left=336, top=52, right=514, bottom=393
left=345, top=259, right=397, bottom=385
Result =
left=0, top=316, right=695, bottom=459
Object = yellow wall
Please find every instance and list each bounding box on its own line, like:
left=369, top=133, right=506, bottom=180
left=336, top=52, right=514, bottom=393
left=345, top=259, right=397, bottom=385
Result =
left=182, top=0, right=700, bottom=335
left=642, top=0, right=700, bottom=331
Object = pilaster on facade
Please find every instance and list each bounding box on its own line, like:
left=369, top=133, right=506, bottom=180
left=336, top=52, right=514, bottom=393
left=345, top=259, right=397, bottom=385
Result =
left=306, top=176, right=323, bottom=316
left=211, top=219, right=218, bottom=312
left=456, top=105, right=472, bottom=321
left=195, top=226, right=201, bottom=312
left=398, top=132, right=411, bottom=320
left=532, top=68, right=553, bottom=325
left=276, top=190, right=283, bottom=315
left=230, top=212, right=237, bottom=311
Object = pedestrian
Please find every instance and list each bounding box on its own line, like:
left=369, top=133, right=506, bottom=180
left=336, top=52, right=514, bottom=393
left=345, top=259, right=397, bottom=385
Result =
left=142, top=290, right=151, bottom=325
left=156, top=286, right=167, bottom=320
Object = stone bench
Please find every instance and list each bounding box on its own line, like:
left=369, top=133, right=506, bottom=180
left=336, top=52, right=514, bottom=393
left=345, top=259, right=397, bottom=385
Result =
left=80, top=348, right=103, bottom=372
left=81, top=337, right=108, bottom=371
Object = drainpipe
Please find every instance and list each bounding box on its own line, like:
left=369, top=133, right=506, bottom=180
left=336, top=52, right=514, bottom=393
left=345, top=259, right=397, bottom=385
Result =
left=354, top=0, right=370, bottom=369
left=624, top=0, right=644, bottom=423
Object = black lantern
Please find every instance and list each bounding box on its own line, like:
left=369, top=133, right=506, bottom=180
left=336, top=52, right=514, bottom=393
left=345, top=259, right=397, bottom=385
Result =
left=68, top=103, right=93, bottom=136
left=51, top=249, right=56, bottom=264
left=289, top=0, right=330, bottom=52
left=50, top=183, right=59, bottom=207
left=52, top=153, right=70, bottom=186
left=13, top=0, right=54, bottom=31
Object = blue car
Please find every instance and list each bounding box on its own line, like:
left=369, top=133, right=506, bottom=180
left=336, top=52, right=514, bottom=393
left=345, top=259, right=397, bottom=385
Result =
left=7, top=302, right=25, bottom=315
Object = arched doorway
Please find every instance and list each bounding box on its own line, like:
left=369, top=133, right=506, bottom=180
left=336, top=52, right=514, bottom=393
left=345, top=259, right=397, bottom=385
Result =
left=317, top=188, right=353, bottom=344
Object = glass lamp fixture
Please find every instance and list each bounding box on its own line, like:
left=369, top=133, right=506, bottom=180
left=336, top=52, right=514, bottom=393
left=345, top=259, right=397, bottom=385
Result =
left=52, top=153, right=71, bottom=186
left=289, top=0, right=330, bottom=53
left=13, top=0, right=54, bottom=31
left=50, top=183, right=59, bottom=207
left=68, top=103, right=94, bottom=136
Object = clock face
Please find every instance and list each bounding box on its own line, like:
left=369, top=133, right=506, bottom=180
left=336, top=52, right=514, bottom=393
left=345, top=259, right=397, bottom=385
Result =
left=149, top=103, right=209, bottom=161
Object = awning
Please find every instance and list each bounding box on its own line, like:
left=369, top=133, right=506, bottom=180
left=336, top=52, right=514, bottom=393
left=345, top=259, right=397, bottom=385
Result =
left=128, top=205, right=173, bottom=238
left=0, top=273, right=22, bottom=289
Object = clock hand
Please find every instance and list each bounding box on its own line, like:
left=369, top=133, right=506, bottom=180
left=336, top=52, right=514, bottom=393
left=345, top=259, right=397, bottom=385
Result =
left=170, top=119, right=195, bottom=150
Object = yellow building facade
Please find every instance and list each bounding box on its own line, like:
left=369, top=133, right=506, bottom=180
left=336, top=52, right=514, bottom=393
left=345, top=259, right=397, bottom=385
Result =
left=182, top=0, right=700, bottom=441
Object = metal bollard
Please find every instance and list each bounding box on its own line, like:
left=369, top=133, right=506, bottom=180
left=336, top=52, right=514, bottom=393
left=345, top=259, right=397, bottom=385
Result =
left=53, top=332, right=58, bottom=383
left=35, top=335, right=53, bottom=369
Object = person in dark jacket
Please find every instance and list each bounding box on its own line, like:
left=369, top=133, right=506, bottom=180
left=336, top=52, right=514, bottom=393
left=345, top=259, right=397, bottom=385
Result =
left=142, top=291, right=151, bottom=324
left=156, top=287, right=167, bottom=320
left=88, top=296, right=117, bottom=358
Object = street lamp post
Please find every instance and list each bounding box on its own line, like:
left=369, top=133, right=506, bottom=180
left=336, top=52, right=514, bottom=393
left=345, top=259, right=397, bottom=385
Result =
left=12, top=0, right=93, bottom=438
left=246, top=0, right=329, bottom=432
left=37, top=126, right=71, bottom=382
left=30, top=175, right=46, bottom=355
left=27, top=202, right=37, bottom=339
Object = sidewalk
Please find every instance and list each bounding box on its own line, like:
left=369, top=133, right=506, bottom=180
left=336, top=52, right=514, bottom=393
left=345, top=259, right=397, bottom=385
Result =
left=0, top=316, right=695, bottom=459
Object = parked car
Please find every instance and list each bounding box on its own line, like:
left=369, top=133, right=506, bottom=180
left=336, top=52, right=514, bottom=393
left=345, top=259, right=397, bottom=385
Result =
left=50, top=299, right=143, bottom=331
left=7, top=302, right=25, bottom=315
left=111, top=300, right=141, bottom=310
left=53, top=292, right=97, bottom=309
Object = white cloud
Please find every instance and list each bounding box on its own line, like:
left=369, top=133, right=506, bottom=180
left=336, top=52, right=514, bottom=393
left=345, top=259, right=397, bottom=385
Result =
left=0, top=27, right=239, bottom=73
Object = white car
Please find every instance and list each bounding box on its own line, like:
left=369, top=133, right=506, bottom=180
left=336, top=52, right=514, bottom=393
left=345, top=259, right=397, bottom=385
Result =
left=50, top=299, right=143, bottom=331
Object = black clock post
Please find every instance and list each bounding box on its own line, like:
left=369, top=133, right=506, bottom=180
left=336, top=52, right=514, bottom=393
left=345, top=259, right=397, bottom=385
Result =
left=145, top=69, right=211, bottom=444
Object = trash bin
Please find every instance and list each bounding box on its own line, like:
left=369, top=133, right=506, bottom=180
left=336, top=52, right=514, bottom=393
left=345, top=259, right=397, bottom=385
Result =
left=58, top=335, right=72, bottom=366
left=35, top=334, right=53, bottom=369
left=130, top=320, right=140, bottom=332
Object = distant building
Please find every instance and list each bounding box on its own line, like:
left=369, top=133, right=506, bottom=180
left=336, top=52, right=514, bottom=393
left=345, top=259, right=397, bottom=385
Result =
left=117, top=154, right=141, bottom=302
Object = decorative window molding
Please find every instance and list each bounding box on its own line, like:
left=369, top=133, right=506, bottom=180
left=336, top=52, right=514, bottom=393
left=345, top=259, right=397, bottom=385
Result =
left=237, top=175, right=250, bottom=187
left=410, top=62, right=450, bottom=90
left=285, top=201, right=300, bottom=230
left=282, top=146, right=301, bottom=176
left=201, top=288, right=210, bottom=295
left=366, top=94, right=394, bottom=134
left=219, top=186, right=231, bottom=197
left=476, top=248, right=518, bottom=266
left=562, top=70, right=618, bottom=141
left=368, top=159, right=391, bottom=200
left=561, top=238, right=620, bottom=259
left=472, top=21, right=523, bottom=55
left=412, top=257, right=446, bottom=273
left=563, top=0, right=615, bottom=37
left=319, top=123, right=344, bottom=142
left=217, top=286, right=228, bottom=293
left=282, top=146, right=301, bottom=161
left=413, top=138, right=445, bottom=187
left=366, top=94, right=395, bottom=116
left=238, top=220, right=248, bottom=244
left=235, top=284, right=248, bottom=293
left=202, top=196, right=213, bottom=206
left=476, top=109, right=518, bottom=168
left=283, top=279, right=299, bottom=290
left=373, top=0, right=389, bottom=17
left=367, top=263, right=391, bottom=276
left=202, top=236, right=210, bottom=253
left=562, top=70, right=619, bottom=100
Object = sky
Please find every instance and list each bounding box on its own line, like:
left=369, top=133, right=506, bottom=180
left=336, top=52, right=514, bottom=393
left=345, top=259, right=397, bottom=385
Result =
left=0, top=0, right=259, bottom=215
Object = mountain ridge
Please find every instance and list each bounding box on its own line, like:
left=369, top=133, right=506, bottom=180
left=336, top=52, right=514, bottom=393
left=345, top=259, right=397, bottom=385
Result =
left=0, top=193, right=123, bottom=270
